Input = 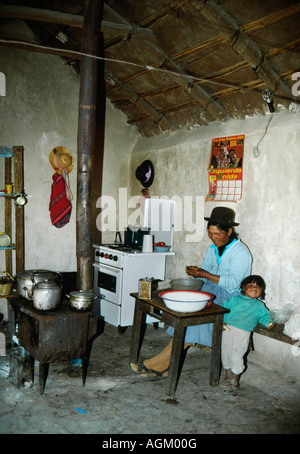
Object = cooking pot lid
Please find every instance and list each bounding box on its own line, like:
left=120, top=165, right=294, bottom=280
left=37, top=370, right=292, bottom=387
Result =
left=17, top=269, right=56, bottom=278
left=70, top=290, right=95, bottom=300
left=35, top=280, right=60, bottom=288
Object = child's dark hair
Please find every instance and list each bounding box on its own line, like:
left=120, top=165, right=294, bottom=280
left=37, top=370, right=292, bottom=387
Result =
left=240, top=275, right=266, bottom=299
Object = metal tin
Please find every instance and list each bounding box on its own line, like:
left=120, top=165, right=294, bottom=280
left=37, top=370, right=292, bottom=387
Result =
left=138, top=278, right=152, bottom=299
left=138, top=277, right=160, bottom=300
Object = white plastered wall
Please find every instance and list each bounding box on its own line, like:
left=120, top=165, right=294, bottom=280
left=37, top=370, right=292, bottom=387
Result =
left=0, top=20, right=299, bottom=379
left=129, top=110, right=300, bottom=381
left=0, top=20, right=138, bottom=317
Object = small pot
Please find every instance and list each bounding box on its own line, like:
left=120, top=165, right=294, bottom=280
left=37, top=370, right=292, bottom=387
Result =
left=16, top=269, right=62, bottom=300
left=66, top=290, right=96, bottom=312
left=32, top=280, right=62, bottom=311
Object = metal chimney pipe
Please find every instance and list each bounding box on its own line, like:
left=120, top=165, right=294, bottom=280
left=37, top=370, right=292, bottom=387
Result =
left=77, top=0, right=104, bottom=291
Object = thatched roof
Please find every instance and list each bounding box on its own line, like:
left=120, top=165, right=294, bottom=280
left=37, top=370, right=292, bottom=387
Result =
left=1, top=0, right=300, bottom=136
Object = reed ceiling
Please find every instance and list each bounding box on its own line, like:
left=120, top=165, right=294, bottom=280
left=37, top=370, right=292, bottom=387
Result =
left=0, top=0, right=300, bottom=136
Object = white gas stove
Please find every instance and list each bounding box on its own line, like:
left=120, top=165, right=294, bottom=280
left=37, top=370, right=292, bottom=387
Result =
left=93, top=244, right=174, bottom=329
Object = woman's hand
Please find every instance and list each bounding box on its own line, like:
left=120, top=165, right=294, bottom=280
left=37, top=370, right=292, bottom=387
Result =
left=186, top=266, right=220, bottom=284
left=186, top=266, right=202, bottom=278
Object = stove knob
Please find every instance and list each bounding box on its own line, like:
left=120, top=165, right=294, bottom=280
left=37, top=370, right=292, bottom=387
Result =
left=104, top=253, right=109, bottom=259
left=95, top=250, right=100, bottom=256
left=113, top=255, right=118, bottom=261
left=109, top=254, right=113, bottom=260
left=100, top=252, right=104, bottom=258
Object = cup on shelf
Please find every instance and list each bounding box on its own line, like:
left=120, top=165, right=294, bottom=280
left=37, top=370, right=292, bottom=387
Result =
left=5, top=184, right=13, bottom=194
left=142, top=234, right=153, bottom=252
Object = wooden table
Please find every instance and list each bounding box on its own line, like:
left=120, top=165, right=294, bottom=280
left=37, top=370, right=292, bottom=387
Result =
left=129, top=292, right=229, bottom=397
left=8, top=297, right=102, bottom=394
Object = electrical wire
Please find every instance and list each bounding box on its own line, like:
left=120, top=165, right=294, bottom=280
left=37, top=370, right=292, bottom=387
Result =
left=253, top=113, right=274, bottom=157
left=0, top=37, right=249, bottom=90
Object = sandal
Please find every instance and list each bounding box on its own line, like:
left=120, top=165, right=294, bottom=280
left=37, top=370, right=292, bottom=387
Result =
left=128, top=361, right=148, bottom=375
left=128, top=362, right=168, bottom=380
left=220, top=378, right=232, bottom=388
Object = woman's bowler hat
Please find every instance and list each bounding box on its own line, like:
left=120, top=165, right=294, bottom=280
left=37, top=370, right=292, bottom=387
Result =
left=204, top=207, right=239, bottom=226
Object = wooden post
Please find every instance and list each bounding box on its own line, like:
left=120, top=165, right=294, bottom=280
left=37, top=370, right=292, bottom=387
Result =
left=4, top=157, right=12, bottom=274
left=77, top=0, right=104, bottom=291
left=13, top=146, right=25, bottom=273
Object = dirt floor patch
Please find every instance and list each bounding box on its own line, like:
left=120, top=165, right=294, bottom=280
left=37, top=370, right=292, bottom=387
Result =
left=1, top=322, right=300, bottom=434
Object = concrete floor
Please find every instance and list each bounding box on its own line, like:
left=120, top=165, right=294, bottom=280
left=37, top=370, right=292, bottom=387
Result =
left=0, top=321, right=300, bottom=435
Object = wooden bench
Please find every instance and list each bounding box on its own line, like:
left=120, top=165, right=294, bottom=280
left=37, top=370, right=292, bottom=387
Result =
left=250, top=323, right=298, bottom=348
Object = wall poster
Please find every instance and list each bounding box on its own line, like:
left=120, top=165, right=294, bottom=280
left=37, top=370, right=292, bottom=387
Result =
left=206, top=135, right=244, bottom=202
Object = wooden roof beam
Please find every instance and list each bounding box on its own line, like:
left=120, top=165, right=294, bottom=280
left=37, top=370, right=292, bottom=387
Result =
left=193, top=0, right=295, bottom=100
left=105, top=69, right=177, bottom=130
left=0, top=4, right=156, bottom=41
left=0, top=35, right=174, bottom=130
left=104, top=3, right=230, bottom=122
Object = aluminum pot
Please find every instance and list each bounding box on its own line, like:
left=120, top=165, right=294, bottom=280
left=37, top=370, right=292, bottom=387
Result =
left=66, top=290, right=96, bottom=312
left=16, top=269, right=62, bottom=300
left=32, top=280, right=62, bottom=311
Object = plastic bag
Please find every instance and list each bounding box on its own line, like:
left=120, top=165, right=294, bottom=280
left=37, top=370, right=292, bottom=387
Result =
left=270, top=303, right=296, bottom=324
left=283, top=306, right=300, bottom=340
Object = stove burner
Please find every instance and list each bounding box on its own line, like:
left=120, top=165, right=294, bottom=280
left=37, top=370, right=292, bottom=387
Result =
left=102, top=244, right=142, bottom=253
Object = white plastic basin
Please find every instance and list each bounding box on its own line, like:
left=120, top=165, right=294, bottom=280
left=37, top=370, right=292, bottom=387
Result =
left=159, top=290, right=214, bottom=313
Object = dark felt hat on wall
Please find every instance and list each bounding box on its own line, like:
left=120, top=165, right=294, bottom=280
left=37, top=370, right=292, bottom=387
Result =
left=135, top=160, right=154, bottom=188
left=204, top=207, right=239, bottom=226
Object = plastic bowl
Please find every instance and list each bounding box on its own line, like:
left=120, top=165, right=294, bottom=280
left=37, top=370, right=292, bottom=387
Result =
left=153, top=245, right=171, bottom=252
left=170, top=278, right=203, bottom=291
left=159, top=290, right=214, bottom=313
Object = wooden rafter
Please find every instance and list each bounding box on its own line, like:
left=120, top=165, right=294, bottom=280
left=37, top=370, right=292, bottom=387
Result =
left=105, top=68, right=177, bottom=130
left=0, top=1, right=299, bottom=133
left=172, top=2, right=300, bottom=63
left=104, top=3, right=229, bottom=122
left=105, top=2, right=299, bottom=112
left=193, top=0, right=295, bottom=99
left=0, top=4, right=156, bottom=41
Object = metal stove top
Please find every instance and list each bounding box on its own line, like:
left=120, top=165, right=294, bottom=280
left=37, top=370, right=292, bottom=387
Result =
left=94, top=243, right=143, bottom=267
left=100, top=244, right=143, bottom=253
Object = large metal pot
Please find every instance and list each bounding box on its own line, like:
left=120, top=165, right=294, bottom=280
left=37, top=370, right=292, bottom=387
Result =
left=32, top=280, right=62, bottom=311
left=67, top=290, right=96, bottom=312
left=16, top=269, right=62, bottom=300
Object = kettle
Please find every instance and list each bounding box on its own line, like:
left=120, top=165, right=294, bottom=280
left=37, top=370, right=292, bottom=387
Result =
left=32, top=280, right=62, bottom=311
left=114, top=231, right=122, bottom=244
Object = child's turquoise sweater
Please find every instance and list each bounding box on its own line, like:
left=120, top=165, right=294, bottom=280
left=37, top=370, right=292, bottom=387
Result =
left=222, top=294, right=273, bottom=332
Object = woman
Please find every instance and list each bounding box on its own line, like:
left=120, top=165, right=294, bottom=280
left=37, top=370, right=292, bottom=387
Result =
left=128, top=207, right=252, bottom=379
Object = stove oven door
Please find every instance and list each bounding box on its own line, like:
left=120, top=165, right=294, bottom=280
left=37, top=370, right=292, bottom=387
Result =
left=93, top=263, right=122, bottom=305
left=93, top=263, right=123, bottom=326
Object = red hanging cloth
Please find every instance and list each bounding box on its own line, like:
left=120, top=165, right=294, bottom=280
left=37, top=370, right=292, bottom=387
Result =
left=49, top=173, right=72, bottom=228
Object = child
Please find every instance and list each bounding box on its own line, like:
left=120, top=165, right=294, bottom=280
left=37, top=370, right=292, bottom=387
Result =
left=221, top=275, right=274, bottom=391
